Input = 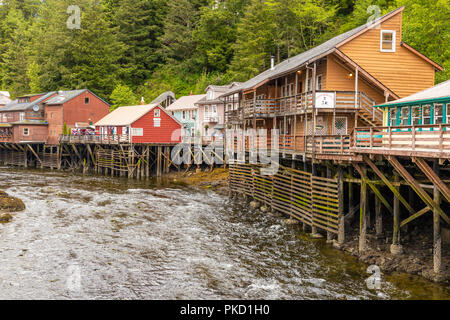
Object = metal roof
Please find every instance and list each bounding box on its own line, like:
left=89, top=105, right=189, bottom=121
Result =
left=377, top=80, right=450, bottom=107
left=95, top=104, right=158, bottom=126
left=44, top=89, right=87, bottom=105
left=166, top=94, right=205, bottom=111
left=219, top=7, right=406, bottom=97
left=1, top=92, right=57, bottom=112
left=150, top=91, right=176, bottom=105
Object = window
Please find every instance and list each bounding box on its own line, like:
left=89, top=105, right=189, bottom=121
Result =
left=153, top=118, right=161, bottom=127
left=205, top=106, right=209, bottom=113
left=23, top=128, right=29, bottom=136
left=84, top=97, right=90, bottom=104
left=154, top=109, right=160, bottom=117
left=422, top=105, right=431, bottom=124
left=20, top=113, right=25, bottom=121
left=380, top=30, right=396, bottom=52
left=207, top=90, right=214, bottom=100
left=182, top=111, right=186, bottom=120
left=212, top=105, right=217, bottom=113
left=131, top=128, right=143, bottom=136
left=316, top=75, right=322, bottom=91
left=447, top=104, right=450, bottom=124
left=400, top=107, right=409, bottom=125
left=411, top=106, right=421, bottom=125
left=389, top=108, right=397, bottom=126
left=434, top=104, right=443, bottom=124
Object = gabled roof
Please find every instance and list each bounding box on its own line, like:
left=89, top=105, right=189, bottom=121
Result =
left=220, top=6, right=423, bottom=96
left=95, top=104, right=158, bottom=126
left=44, top=89, right=111, bottom=106
left=166, top=94, right=205, bottom=111
left=150, top=91, right=176, bottom=105
left=1, top=91, right=57, bottom=112
left=377, top=80, right=450, bottom=107
left=44, top=89, right=87, bottom=105
left=95, top=104, right=183, bottom=127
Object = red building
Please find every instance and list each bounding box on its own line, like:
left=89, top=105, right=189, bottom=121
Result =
left=0, top=89, right=110, bottom=144
left=95, top=104, right=182, bottom=144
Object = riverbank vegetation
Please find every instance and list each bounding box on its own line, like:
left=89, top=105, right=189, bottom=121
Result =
left=0, top=0, right=447, bottom=104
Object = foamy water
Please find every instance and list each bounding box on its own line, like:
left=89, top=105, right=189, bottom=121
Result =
left=0, top=168, right=448, bottom=299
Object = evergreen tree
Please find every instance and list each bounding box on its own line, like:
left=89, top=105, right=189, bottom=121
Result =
left=114, top=0, right=168, bottom=87
left=109, top=83, right=138, bottom=111
left=29, top=0, right=123, bottom=99
left=228, top=0, right=274, bottom=81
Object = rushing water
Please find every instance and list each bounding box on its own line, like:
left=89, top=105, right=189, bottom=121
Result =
left=0, top=168, right=448, bottom=300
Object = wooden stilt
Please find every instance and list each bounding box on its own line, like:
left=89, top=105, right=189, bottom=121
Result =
left=359, top=165, right=367, bottom=254
left=337, top=165, right=345, bottom=245
left=375, top=196, right=383, bottom=237
left=433, top=162, right=441, bottom=275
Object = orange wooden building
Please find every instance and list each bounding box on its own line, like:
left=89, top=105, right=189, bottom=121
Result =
left=220, top=6, right=443, bottom=161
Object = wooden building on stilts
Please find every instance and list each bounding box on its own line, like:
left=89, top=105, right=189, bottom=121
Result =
left=222, top=6, right=448, bottom=279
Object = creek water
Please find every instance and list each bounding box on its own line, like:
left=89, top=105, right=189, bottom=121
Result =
left=0, top=168, right=448, bottom=300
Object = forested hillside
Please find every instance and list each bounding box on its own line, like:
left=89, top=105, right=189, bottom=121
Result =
left=0, top=0, right=448, bottom=106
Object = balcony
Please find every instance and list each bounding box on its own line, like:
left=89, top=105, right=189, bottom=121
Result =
left=240, top=91, right=381, bottom=122
left=204, top=112, right=220, bottom=123
left=0, top=134, right=13, bottom=143
left=353, top=124, right=450, bottom=159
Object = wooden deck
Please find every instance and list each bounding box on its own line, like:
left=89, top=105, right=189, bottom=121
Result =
left=235, top=91, right=383, bottom=121
left=353, top=124, right=450, bottom=159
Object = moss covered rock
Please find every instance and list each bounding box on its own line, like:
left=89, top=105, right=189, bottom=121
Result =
left=0, top=191, right=25, bottom=212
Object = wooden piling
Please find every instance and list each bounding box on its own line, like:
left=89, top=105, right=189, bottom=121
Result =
left=359, top=165, right=367, bottom=254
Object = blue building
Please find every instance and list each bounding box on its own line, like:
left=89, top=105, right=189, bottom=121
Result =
left=166, top=94, right=205, bottom=137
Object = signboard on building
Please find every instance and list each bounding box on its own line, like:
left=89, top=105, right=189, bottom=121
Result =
left=315, top=92, right=335, bottom=109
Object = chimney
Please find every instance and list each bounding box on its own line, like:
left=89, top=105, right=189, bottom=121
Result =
left=190, top=91, right=193, bottom=96
left=141, top=97, right=145, bottom=105
left=270, top=56, right=275, bottom=70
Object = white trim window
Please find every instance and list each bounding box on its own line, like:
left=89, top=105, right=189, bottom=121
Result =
left=23, top=128, right=29, bottom=136
left=316, top=75, right=322, bottom=91
left=434, top=104, right=443, bottom=124
left=182, top=110, right=186, bottom=120
left=422, top=105, right=431, bottom=125
left=154, top=109, right=160, bottom=117
left=447, top=104, right=450, bottom=124
left=380, top=30, right=396, bottom=52
left=207, top=90, right=214, bottom=100
left=389, top=108, right=397, bottom=126
left=411, top=106, right=421, bottom=125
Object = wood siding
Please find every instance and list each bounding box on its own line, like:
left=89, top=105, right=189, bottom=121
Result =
left=325, top=55, right=386, bottom=104
left=131, top=106, right=181, bottom=144
left=338, top=11, right=436, bottom=98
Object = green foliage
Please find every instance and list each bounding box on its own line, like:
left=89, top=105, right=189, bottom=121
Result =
left=0, top=0, right=446, bottom=102
left=110, top=84, right=138, bottom=111
left=63, top=123, right=68, bottom=135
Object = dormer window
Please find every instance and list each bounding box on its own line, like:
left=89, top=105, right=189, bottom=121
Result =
left=380, top=30, right=396, bottom=52
left=207, top=90, right=214, bottom=100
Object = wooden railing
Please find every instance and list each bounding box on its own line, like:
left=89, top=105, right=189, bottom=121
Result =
left=182, top=136, right=224, bottom=146
left=228, top=133, right=351, bottom=155
left=0, top=134, right=13, bottom=143
left=240, top=91, right=379, bottom=119
left=59, top=134, right=130, bottom=144
left=353, top=124, right=450, bottom=157
left=225, top=109, right=240, bottom=123
left=306, top=135, right=351, bottom=154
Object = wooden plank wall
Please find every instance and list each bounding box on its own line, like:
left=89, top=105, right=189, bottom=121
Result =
left=230, top=163, right=340, bottom=234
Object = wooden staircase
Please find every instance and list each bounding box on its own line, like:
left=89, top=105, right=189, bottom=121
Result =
left=357, top=92, right=383, bottom=127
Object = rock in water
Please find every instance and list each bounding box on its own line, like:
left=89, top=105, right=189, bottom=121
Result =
left=0, top=213, right=13, bottom=223
left=0, top=191, right=25, bottom=212
left=284, top=218, right=299, bottom=225
left=249, top=201, right=260, bottom=209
